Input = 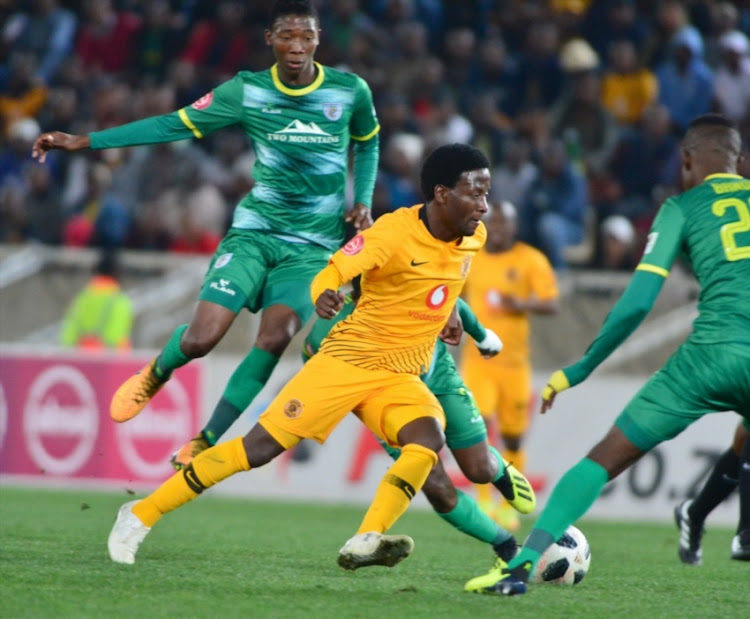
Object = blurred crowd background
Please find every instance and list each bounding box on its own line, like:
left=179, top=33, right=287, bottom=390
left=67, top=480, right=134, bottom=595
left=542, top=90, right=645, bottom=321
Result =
left=2, top=0, right=750, bottom=272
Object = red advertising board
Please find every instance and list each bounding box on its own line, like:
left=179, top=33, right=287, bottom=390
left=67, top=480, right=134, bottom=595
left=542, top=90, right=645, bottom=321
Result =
left=0, top=351, right=202, bottom=484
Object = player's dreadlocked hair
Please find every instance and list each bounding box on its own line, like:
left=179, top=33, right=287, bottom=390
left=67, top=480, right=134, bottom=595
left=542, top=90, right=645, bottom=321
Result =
left=269, top=0, right=318, bottom=28
left=420, top=144, right=490, bottom=201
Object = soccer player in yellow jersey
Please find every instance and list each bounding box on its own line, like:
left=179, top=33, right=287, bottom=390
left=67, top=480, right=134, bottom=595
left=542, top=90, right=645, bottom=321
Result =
left=461, top=201, right=558, bottom=529
left=107, top=144, right=529, bottom=571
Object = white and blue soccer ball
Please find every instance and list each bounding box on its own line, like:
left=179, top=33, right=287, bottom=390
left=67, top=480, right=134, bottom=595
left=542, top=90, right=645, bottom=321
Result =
left=529, top=525, right=591, bottom=586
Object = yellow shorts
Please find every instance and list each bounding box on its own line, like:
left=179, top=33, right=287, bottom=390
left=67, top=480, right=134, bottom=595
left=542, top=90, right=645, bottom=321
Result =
left=462, top=360, right=531, bottom=437
left=259, top=352, right=445, bottom=449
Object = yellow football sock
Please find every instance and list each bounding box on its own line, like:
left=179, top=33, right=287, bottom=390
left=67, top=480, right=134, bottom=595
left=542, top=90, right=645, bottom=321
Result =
left=474, top=481, right=494, bottom=509
left=133, top=437, right=250, bottom=527
left=357, top=443, right=437, bottom=534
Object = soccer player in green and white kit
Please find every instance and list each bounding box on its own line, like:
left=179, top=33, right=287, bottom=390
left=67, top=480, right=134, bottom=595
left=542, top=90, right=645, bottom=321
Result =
left=303, top=277, right=536, bottom=565
left=32, top=0, right=380, bottom=463
left=465, top=113, right=750, bottom=596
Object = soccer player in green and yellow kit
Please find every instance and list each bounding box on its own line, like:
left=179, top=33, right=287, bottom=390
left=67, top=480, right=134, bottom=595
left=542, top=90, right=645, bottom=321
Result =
left=466, top=113, right=750, bottom=595
left=31, top=1, right=380, bottom=462
left=303, top=278, right=535, bottom=565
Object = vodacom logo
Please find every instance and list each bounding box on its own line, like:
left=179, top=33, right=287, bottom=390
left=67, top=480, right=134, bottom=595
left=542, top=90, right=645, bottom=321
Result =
left=425, top=284, right=449, bottom=310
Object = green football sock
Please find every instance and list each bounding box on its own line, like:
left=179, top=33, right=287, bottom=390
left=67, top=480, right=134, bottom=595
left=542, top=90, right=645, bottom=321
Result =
left=202, top=347, right=279, bottom=444
left=488, top=446, right=506, bottom=481
left=154, top=324, right=190, bottom=379
left=508, top=457, right=609, bottom=572
left=436, top=489, right=511, bottom=545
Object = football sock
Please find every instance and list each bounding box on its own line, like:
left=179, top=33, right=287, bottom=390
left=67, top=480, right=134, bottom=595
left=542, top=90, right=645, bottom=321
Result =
left=507, top=457, right=608, bottom=574
left=357, top=443, right=437, bottom=534
left=738, top=437, right=750, bottom=532
left=474, top=481, right=494, bottom=509
left=154, top=324, right=190, bottom=379
left=132, top=437, right=250, bottom=527
left=436, top=489, right=512, bottom=545
left=488, top=446, right=507, bottom=482
left=501, top=446, right=525, bottom=479
left=688, top=447, right=739, bottom=525
left=202, top=348, right=279, bottom=444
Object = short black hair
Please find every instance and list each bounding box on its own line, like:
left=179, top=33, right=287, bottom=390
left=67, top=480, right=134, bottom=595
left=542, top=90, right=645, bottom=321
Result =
left=684, top=113, right=741, bottom=157
left=420, top=143, right=490, bottom=201
left=95, top=250, right=120, bottom=278
left=268, top=0, right=318, bottom=29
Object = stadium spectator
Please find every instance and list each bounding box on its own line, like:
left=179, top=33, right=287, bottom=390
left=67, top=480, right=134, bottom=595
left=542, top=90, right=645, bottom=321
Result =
left=656, top=27, right=714, bottom=132
left=1, top=0, right=77, bottom=86
left=594, top=214, right=638, bottom=271
left=608, top=103, right=679, bottom=221
left=468, top=92, right=510, bottom=167
left=466, top=36, right=520, bottom=120
left=75, top=0, right=142, bottom=77
left=601, top=39, right=659, bottom=126
left=376, top=132, right=423, bottom=213
left=582, top=0, right=648, bottom=63
left=713, top=30, right=750, bottom=124
left=0, top=53, right=48, bottom=134
left=521, top=139, right=588, bottom=270
left=552, top=41, right=620, bottom=174
left=132, top=0, right=187, bottom=82
left=489, top=137, right=537, bottom=208
left=515, top=20, right=564, bottom=111
left=60, top=249, right=133, bottom=351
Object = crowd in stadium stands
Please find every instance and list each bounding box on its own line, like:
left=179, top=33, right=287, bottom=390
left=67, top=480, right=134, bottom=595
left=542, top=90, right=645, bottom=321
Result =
left=1, top=0, right=749, bottom=270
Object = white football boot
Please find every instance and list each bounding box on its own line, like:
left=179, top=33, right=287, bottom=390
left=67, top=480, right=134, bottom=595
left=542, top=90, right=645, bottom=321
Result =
left=337, top=531, right=414, bottom=570
left=108, top=500, right=151, bottom=564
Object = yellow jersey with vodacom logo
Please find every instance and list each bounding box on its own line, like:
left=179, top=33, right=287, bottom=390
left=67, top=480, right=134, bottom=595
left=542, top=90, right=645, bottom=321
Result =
left=319, top=204, right=486, bottom=374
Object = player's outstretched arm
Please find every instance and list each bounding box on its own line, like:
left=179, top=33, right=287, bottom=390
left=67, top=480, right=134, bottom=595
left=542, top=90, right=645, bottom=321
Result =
left=540, top=269, right=666, bottom=413
left=32, top=132, right=91, bottom=163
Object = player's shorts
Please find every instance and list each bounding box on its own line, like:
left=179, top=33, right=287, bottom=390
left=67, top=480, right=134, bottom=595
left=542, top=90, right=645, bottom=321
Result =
left=616, top=341, right=750, bottom=452
left=382, top=388, right=488, bottom=460
left=198, top=228, right=331, bottom=322
left=462, top=359, right=531, bottom=437
left=258, top=352, right=445, bottom=448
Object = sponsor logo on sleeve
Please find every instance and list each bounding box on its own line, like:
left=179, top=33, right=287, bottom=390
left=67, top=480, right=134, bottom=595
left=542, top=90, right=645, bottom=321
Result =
left=192, top=92, right=214, bottom=110
left=341, top=235, right=364, bottom=256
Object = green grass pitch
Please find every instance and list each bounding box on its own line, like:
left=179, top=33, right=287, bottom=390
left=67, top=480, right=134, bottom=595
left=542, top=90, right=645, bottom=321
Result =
left=1, top=487, right=746, bottom=618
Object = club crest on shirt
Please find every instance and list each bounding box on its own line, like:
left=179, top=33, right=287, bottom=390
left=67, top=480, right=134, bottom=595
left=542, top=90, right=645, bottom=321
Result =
left=323, top=102, right=343, bottom=121
left=342, top=234, right=364, bottom=255
left=192, top=92, right=214, bottom=110
left=214, top=253, right=233, bottom=268
left=461, top=256, right=472, bottom=278
left=284, top=399, right=304, bottom=419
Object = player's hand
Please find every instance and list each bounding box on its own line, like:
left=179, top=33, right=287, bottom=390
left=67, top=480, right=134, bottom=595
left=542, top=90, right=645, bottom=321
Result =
left=476, top=329, right=503, bottom=359
left=315, top=289, right=345, bottom=319
left=31, top=131, right=89, bottom=163
left=439, top=305, right=463, bottom=345
left=501, top=294, right=525, bottom=314
left=540, top=369, right=570, bottom=414
left=346, top=203, right=373, bottom=231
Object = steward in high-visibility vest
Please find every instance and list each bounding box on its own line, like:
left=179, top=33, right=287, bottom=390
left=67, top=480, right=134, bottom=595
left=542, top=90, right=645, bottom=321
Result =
left=60, top=251, right=133, bottom=350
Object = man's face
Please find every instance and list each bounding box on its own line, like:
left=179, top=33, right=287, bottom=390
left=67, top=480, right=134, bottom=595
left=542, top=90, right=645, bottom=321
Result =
left=266, top=15, right=319, bottom=77
left=439, top=169, right=491, bottom=237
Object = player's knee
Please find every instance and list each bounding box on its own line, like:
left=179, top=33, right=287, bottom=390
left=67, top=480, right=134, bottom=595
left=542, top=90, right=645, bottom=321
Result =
left=397, top=416, right=445, bottom=453
left=180, top=328, right=222, bottom=358
left=459, top=459, right=495, bottom=484
left=422, top=472, right=458, bottom=513
left=255, top=328, right=295, bottom=356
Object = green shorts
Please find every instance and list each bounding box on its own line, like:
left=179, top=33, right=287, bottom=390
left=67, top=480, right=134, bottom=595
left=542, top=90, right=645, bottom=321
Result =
left=381, top=387, right=488, bottom=460
left=198, top=229, right=331, bottom=323
left=615, top=342, right=750, bottom=452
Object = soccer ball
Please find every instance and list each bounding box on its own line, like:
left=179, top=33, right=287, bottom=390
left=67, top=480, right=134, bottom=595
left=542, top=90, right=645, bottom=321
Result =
left=529, top=525, right=591, bottom=585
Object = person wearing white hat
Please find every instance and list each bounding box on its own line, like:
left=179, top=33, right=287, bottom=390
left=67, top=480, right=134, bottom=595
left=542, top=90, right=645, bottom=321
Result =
left=714, top=30, right=750, bottom=123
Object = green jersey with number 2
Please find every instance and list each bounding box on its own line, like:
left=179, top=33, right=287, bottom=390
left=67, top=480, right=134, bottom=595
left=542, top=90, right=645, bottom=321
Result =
left=637, top=173, right=750, bottom=345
